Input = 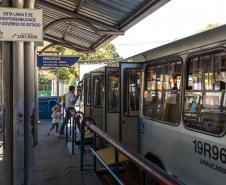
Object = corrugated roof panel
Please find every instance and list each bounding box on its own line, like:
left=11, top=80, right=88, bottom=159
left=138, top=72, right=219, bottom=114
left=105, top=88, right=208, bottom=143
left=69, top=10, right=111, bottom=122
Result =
left=49, top=22, right=68, bottom=33
left=42, top=0, right=76, bottom=11
left=36, top=4, right=71, bottom=18
left=78, top=0, right=145, bottom=27
left=69, top=26, right=101, bottom=41
left=65, top=34, right=92, bottom=48
left=35, top=0, right=170, bottom=51
left=70, top=22, right=95, bottom=33
left=48, top=30, right=64, bottom=39
left=44, top=16, right=55, bottom=26
left=66, top=33, right=94, bottom=47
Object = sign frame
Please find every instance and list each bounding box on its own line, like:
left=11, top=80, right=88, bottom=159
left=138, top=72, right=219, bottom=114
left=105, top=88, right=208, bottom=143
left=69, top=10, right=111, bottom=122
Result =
left=37, top=55, right=80, bottom=67
left=0, top=7, right=43, bottom=42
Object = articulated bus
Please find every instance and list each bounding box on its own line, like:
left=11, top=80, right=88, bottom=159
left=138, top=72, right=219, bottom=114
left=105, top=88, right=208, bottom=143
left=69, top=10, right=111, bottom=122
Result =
left=82, top=25, right=226, bottom=185
left=128, top=25, right=226, bottom=185
left=82, top=62, right=121, bottom=141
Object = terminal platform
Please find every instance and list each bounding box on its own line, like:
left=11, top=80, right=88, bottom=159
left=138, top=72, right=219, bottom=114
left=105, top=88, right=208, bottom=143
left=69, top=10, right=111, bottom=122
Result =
left=33, top=120, right=101, bottom=185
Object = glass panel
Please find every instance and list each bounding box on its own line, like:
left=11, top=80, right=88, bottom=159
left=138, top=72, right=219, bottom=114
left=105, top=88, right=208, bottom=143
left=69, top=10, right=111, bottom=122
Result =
left=93, top=75, right=104, bottom=107
left=144, top=91, right=181, bottom=124
left=86, top=78, right=91, bottom=105
left=108, top=71, right=119, bottom=113
left=144, top=60, right=182, bottom=125
left=184, top=52, right=226, bottom=135
left=124, top=69, right=141, bottom=116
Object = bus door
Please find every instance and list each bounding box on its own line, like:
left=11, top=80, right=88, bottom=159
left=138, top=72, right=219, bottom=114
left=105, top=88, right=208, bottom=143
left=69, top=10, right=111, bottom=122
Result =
left=83, top=74, right=91, bottom=118
left=105, top=67, right=120, bottom=140
left=120, top=62, right=142, bottom=151
left=91, top=72, right=105, bottom=130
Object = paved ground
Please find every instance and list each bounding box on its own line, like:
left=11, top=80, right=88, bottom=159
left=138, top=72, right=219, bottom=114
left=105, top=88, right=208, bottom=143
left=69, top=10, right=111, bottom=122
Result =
left=0, top=132, right=3, bottom=185
left=34, top=120, right=101, bottom=185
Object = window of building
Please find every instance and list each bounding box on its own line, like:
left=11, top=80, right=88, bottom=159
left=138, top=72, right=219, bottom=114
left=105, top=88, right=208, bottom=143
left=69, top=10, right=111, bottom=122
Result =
left=108, top=71, right=119, bottom=113
left=184, top=51, right=226, bottom=135
left=143, top=60, right=182, bottom=124
left=123, top=69, right=141, bottom=116
left=93, top=75, right=104, bottom=107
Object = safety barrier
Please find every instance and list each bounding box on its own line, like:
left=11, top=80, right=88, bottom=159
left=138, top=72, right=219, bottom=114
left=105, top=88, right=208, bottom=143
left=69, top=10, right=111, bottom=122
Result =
left=65, top=110, right=84, bottom=153
left=0, top=110, right=3, bottom=132
left=80, top=117, right=185, bottom=185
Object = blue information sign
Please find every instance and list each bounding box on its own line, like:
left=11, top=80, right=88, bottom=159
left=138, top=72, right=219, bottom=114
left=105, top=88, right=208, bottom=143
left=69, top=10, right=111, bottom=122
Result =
left=37, top=55, right=80, bottom=67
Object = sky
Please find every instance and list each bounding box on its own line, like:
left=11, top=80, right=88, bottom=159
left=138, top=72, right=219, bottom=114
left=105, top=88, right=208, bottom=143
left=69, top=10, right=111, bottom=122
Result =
left=111, top=0, right=226, bottom=58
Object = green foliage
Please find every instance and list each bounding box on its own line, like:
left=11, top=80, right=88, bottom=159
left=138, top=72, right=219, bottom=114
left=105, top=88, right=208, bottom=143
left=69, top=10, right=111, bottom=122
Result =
left=38, top=42, right=119, bottom=85
left=38, top=70, right=53, bottom=91
left=84, top=43, right=119, bottom=59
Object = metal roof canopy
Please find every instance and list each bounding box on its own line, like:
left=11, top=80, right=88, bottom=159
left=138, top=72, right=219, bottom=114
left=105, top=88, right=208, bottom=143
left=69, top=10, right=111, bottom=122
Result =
left=36, top=0, right=170, bottom=52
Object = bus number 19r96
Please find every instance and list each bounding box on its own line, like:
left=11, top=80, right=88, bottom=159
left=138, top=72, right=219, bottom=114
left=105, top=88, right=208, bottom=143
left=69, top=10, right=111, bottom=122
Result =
left=193, top=140, right=226, bottom=164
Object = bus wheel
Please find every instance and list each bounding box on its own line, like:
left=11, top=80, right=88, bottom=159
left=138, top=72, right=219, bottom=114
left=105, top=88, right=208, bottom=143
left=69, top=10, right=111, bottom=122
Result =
left=143, top=153, right=165, bottom=185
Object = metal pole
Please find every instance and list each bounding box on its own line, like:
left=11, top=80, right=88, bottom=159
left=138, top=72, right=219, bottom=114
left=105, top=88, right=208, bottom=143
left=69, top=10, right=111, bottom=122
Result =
left=93, top=132, right=97, bottom=171
left=24, top=1, right=36, bottom=185
left=90, top=148, right=124, bottom=185
left=57, top=67, right=59, bottom=96
left=114, top=149, right=119, bottom=174
left=24, top=35, right=35, bottom=185
left=2, top=9, right=14, bottom=185
left=80, top=119, right=85, bottom=171
left=13, top=40, right=25, bottom=185
left=72, top=116, right=75, bottom=154
left=3, top=0, right=25, bottom=185
left=33, top=47, right=39, bottom=145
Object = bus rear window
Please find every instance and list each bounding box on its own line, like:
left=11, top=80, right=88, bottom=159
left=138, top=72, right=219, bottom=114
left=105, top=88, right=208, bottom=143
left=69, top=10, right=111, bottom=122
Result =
left=184, top=51, right=226, bottom=136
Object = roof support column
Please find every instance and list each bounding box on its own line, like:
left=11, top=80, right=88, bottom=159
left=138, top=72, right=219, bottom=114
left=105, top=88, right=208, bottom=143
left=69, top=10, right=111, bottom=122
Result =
left=2, top=11, right=14, bottom=185
left=24, top=1, right=36, bottom=185
left=33, top=47, right=39, bottom=146
left=2, top=0, right=25, bottom=185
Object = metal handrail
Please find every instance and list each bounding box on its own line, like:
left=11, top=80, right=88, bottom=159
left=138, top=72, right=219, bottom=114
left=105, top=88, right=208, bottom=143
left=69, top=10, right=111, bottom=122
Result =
left=81, top=118, right=185, bottom=185
left=90, top=148, right=124, bottom=185
left=0, top=111, right=3, bottom=132
left=66, top=111, right=84, bottom=153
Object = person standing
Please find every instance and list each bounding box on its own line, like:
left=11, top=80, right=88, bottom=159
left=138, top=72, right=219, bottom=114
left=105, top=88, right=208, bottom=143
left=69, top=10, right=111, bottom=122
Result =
left=47, top=105, right=61, bottom=136
left=58, top=85, right=80, bottom=137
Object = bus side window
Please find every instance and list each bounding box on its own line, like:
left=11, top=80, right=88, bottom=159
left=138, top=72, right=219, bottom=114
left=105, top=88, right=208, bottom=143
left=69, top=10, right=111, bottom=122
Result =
left=184, top=51, right=226, bottom=136
left=190, top=100, right=197, bottom=112
left=143, top=60, right=182, bottom=125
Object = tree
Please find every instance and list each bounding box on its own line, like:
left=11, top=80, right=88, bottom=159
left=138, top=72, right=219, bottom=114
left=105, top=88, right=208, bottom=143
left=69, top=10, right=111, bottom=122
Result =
left=38, top=70, right=55, bottom=91
left=38, top=42, right=120, bottom=82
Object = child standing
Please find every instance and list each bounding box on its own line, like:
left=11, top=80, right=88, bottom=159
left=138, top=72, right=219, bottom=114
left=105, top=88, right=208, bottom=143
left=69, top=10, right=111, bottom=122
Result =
left=47, top=105, right=61, bottom=136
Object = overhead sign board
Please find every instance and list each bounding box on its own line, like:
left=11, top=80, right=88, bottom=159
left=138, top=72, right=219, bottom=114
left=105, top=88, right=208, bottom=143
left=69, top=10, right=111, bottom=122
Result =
left=0, top=8, right=43, bottom=42
left=37, top=56, right=80, bottom=67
